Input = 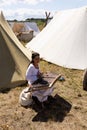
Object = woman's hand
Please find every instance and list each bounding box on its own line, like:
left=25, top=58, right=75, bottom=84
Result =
left=37, top=71, right=43, bottom=78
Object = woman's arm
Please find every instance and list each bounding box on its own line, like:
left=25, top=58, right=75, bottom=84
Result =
left=26, top=65, right=34, bottom=82
left=25, top=66, right=33, bottom=93
left=37, top=71, right=43, bottom=79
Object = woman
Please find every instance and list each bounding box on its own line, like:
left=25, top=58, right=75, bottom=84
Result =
left=26, top=53, right=53, bottom=103
left=26, top=53, right=48, bottom=87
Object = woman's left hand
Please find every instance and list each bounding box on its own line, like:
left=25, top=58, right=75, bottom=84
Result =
left=37, top=72, right=43, bottom=78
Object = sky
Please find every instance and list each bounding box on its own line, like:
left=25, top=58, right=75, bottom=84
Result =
left=0, top=0, right=87, bottom=20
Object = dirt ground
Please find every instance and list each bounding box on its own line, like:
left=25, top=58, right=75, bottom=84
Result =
left=0, top=61, right=87, bottom=130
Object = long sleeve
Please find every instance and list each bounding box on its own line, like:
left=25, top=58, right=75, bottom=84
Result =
left=26, top=64, right=39, bottom=85
left=26, top=66, right=33, bottom=85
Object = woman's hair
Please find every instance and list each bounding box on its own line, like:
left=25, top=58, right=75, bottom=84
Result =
left=30, top=52, right=40, bottom=64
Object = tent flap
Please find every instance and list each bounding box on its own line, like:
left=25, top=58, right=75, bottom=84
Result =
left=0, top=11, right=32, bottom=90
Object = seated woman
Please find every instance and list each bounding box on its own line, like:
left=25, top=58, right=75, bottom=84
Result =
left=26, top=52, right=53, bottom=103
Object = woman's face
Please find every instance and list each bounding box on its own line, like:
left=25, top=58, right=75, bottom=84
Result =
left=33, top=56, right=40, bottom=64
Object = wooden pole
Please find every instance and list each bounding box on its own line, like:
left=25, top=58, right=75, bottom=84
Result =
left=28, top=74, right=61, bottom=92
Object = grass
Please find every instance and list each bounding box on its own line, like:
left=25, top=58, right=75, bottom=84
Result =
left=0, top=61, right=87, bottom=130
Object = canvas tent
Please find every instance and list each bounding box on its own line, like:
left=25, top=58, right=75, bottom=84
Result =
left=25, top=22, right=40, bottom=36
left=9, top=22, right=34, bottom=42
left=0, top=11, right=31, bottom=90
left=9, top=22, right=40, bottom=36
left=26, top=7, right=87, bottom=70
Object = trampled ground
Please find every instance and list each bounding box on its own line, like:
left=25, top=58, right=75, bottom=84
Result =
left=0, top=61, right=87, bottom=130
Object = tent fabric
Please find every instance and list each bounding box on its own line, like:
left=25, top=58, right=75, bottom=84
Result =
left=26, top=7, right=87, bottom=70
left=9, top=22, right=40, bottom=36
left=0, top=11, right=32, bottom=90
left=25, top=22, right=40, bottom=36
left=17, top=31, right=33, bottom=42
left=12, top=23, right=24, bottom=33
left=11, top=22, right=34, bottom=42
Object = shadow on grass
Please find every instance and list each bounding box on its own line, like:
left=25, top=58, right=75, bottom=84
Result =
left=32, top=94, right=72, bottom=122
left=0, top=82, right=28, bottom=94
left=0, top=88, right=11, bottom=94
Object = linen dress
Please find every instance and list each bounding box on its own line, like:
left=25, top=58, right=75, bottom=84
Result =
left=26, top=64, right=53, bottom=102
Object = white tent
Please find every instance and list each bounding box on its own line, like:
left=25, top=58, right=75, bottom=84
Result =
left=26, top=7, right=87, bottom=70
left=25, top=22, right=40, bottom=36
